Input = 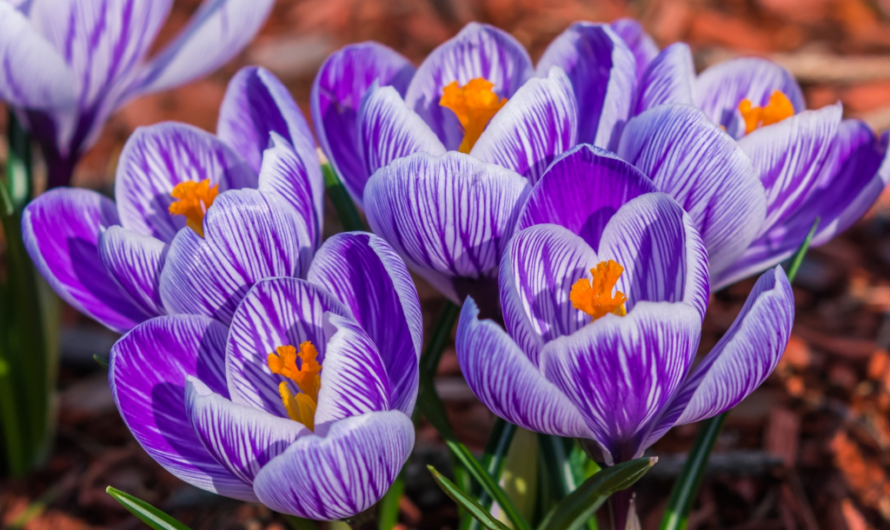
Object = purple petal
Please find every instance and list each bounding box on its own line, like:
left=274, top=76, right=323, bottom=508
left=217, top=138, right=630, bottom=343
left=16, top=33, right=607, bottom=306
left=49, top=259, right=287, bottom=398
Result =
left=0, top=2, right=75, bottom=109
left=363, top=152, right=530, bottom=303
left=499, top=224, right=598, bottom=364
left=404, top=22, right=534, bottom=150
left=609, top=18, right=658, bottom=81
left=185, top=377, right=307, bottom=486
left=470, top=67, right=578, bottom=185
left=617, top=104, right=766, bottom=278
left=694, top=57, right=806, bottom=139
left=307, top=232, right=422, bottom=416
left=22, top=188, right=151, bottom=332
left=97, top=226, right=167, bottom=317
left=516, top=144, right=657, bottom=250
left=159, top=190, right=313, bottom=324
left=132, top=0, right=274, bottom=95
left=257, top=133, right=325, bottom=248
left=311, top=42, right=416, bottom=204
left=357, top=84, right=446, bottom=197
left=253, top=411, right=413, bottom=519
left=633, top=43, right=694, bottom=115
left=739, top=103, right=842, bottom=237
left=535, top=22, right=636, bottom=149
left=457, top=297, right=594, bottom=439
left=541, top=301, right=701, bottom=462
left=109, top=315, right=256, bottom=501
left=225, top=277, right=350, bottom=417
left=114, top=122, right=257, bottom=244
left=217, top=66, right=318, bottom=177
left=598, top=193, right=710, bottom=320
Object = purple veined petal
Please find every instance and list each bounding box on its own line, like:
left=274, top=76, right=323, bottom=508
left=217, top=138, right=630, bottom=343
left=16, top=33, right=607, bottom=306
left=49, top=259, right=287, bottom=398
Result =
left=308, top=232, right=422, bottom=416
left=257, top=133, right=325, bottom=249
left=617, top=104, right=766, bottom=278
left=535, top=22, right=636, bottom=150
left=114, top=122, right=257, bottom=244
left=22, top=188, right=152, bottom=333
left=597, top=193, right=710, bottom=320
left=694, top=57, right=806, bottom=139
left=131, top=0, right=274, bottom=96
left=159, top=189, right=314, bottom=324
left=314, top=314, right=392, bottom=425
left=0, top=2, right=75, bottom=109
left=109, top=314, right=257, bottom=501
left=98, top=226, right=167, bottom=317
left=541, top=301, right=701, bottom=462
left=643, top=267, right=793, bottom=451
left=185, top=377, right=308, bottom=486
left=633, top=43, right=695, bottom=116
left=357, top=83, right=447, bottom=201
left=470, top=67, right=578, bottom=186
left=404, top=22, right=534, bottom=151
left=739, top=103, right=842, bottom=238
left=254, top=410, right=413, bottom=519
left=311, top=42, right=416, bottom=204
left=363, top=151, right=531, bottom=304
left=217, top=66, right=318, bottom=177
left=226, top=277, right=350, bottom=417
left=516, top=144, right=657, bottom=250
left=609, top=18, right=658, bottom=81
left=499, top=224, right=598, bottom=364
left=457, top=297, right=594, bottom=439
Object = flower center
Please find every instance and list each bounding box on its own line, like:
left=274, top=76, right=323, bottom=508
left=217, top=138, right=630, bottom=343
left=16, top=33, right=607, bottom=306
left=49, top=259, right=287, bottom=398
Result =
left=738, top=90, right=795, bottom=135
left=168, top=179, right=219, bottom=238
left=267, top=342, right=322, bottom=431
left=439, top=78, right=508, bottom=154
left=570, top=260, right=628, bottom=323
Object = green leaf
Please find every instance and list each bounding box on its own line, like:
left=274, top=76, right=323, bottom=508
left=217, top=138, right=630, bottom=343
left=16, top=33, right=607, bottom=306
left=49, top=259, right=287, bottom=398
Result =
left=377, top=473, right=404, bottom=530
left=428, top=465, right=511, bottom=530
left=93, top=354, right=109, bottom=370
left=284, top=514, right=318, bottom=530
left=106, top=486, right=193, bottom=530
left=785, top=217, right=819, bottom=283
left=321, top=162, right=366, bottom=232
left=539, top=457, right=657, bottom=530
left=460, top=419, right=517, bottom=530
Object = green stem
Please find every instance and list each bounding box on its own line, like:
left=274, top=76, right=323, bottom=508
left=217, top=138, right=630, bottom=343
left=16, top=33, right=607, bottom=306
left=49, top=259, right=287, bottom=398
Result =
left=321, top=162, right=366, bottom=232
left=377, top=472, right=404, bottom=530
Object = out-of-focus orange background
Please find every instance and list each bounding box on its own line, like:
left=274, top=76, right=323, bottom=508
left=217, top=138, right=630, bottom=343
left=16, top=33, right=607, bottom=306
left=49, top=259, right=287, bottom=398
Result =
left=4, top=0, right=890, bottom=529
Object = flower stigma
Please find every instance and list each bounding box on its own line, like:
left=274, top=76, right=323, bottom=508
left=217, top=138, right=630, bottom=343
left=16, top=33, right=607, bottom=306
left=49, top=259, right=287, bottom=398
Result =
left=738, top=90, right=794, bottom=134
left=267, top=342, right=322, bottom=431
left=168, top=179, right=219, bottom=238
left=439, top=78, right=508, bottom=154
left=570, top=260, right=628, bottom=323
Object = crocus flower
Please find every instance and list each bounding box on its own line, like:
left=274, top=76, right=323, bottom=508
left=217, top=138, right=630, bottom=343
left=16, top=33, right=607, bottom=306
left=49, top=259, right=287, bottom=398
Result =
left=312, top=20, right=643, bottom=207
left=109, top=229, right=422, bottom=519
left=0, top=0, right=274, bottom=188
left=22, top=66, right=322, bottom=332
left=456, top=144, right=795, bottom=465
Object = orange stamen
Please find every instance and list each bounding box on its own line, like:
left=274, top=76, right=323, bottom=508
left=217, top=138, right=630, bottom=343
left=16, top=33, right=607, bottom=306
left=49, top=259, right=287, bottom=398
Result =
left=168, top=179, right=219, bottom=238
left=267, top=342, right=322, bottom=430
left=439, top=78, right=508, bottom=153
left=738, top=90, right=795, bottom=134
left=570, top=260, right=628, bottom=322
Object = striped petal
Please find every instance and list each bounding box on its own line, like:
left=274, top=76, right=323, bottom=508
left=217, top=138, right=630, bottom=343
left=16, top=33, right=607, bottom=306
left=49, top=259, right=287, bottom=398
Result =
left=610, top=18, right=658, bottom=81
left=404, top=22, right=534, bottom=150
left=97, top=226, right=167, bottom=317
left=470, top=67, right=578, bottom=185
left=22, top=188, right=151, bottom=333
left=364, top=152, right=530, bottom=303
left=308, top=232, right=422, bottom=416
left=109, top=315, right=256, bottom=501
left=114, top=122, right=256, bottom=244
left=633, top=43, right=695, bottom=115
left=159, top=190, right=313, bottom=324
left=617, top=104, right=766, bottom=278
left=253, top=411, right=414, bottom=520
left=535, top=22, right=636, bottom=149
left=516, top=144, right=657, bottom=250
left=541, top=301, right=701, bottom=462
left=311, top=42, right=416, bottom=204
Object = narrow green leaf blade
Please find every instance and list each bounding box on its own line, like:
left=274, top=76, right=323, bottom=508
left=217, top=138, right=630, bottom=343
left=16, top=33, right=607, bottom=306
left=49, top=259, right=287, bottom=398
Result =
left=377, top=473, right=405, bottom=530
left=106, top=486, right=193, bottom=530
left=320, top=162, right=366, bottom=232
left=786, top=217, right=819, bottom=283
left=428, top=465, right=511, bottom=530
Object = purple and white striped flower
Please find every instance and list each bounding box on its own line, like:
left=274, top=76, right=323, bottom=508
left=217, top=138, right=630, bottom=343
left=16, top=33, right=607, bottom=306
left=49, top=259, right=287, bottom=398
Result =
left=312, top=20, right=641, bottom=207
left=0, top=0, right=274, bottom=188
left=109, top=230, right=421, bottom=519
left=22, top=66, right=322, bottom=333
left=456, top=145, right=795, bottom=464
